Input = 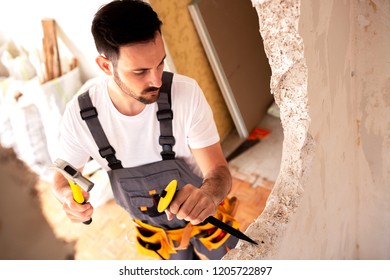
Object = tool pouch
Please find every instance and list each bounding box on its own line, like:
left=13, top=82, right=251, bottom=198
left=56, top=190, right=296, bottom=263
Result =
left=133, top=197, right=240, bottom=258
left=133, top=219, right=176, bottom=260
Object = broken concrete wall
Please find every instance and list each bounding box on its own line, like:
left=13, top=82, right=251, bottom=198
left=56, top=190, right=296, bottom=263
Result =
left=225, top=0, right=390, bottom=259
left=352, top=0, right=390, bottom=259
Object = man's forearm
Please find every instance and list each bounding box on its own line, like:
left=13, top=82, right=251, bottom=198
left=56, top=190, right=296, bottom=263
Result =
left=200, top=165, right=232, bottom=206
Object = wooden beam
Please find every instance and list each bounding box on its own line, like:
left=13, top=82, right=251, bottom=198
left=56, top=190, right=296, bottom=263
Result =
left=41, top=18, right=62, bottom=82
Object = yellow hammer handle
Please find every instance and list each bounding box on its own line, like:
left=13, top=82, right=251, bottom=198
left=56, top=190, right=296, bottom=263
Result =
left=68, top=180, right=85, bottom=204
left=68, top=180, right=92, bottom=225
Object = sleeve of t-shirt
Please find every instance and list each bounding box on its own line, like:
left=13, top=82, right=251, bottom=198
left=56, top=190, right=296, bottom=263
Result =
left=56, top=99, right=91, bottom=169
left=186, top=80, right=220, bottom=149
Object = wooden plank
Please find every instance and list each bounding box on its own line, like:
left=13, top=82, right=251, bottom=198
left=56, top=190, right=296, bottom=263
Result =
left=41, top=18, right=61, bottom=82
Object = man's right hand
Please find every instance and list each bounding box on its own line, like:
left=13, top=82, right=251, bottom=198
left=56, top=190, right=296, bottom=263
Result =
left=53, top=171, right=94, bottom=224
left=61, top=188, right=94, bottom=223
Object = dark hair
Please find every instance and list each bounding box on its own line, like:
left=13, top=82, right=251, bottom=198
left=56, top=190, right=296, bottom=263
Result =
left=91, top=0, right=162, bottom=62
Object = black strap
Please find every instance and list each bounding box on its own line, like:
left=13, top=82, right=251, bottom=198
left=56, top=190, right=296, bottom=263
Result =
left=157, top=72, right=175, bottom=160
left=78, top=92, right=123, bottom=170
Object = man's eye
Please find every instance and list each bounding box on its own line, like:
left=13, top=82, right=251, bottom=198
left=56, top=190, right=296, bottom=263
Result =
left=133, top=70, right=145, bottom=75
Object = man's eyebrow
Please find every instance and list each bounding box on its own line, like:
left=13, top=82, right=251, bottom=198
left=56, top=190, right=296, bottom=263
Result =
left=132, top=55, right=166, bottom=72
left=159, top=55, right=166, bottom=65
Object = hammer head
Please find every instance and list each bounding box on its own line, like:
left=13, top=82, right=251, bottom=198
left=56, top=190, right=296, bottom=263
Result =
left=51, top=159, right=94, bottom=192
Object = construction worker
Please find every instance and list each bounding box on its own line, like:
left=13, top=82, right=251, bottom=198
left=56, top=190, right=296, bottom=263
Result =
left=52, top=0, right=239, bottom=259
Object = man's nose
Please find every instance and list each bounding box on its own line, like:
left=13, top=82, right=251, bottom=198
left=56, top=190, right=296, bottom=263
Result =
left=149, top=70, right=163, bottom=88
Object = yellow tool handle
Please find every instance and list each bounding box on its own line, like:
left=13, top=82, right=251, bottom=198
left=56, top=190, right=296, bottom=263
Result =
left=157, top=180, right=178, bottom=213
left=69, top=181, right=85, bottom=204
left=68, top=180, right=92, bottom=225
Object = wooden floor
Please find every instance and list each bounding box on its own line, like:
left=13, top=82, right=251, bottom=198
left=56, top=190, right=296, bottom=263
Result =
left=37, top=172, right=273, bottom=260
left=228, top=177, right=273, bottom=232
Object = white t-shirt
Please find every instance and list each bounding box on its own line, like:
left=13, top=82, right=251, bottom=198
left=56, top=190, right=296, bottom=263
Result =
left=57, top=73, right=220, bottom=177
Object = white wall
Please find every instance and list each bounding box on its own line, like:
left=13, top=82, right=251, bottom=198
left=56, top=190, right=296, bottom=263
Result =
left=0, top=0, right=109, bottom=82
left=285, top=0, right=390, bottom=259
left=284, top=0, right=390, bottom=259
left=225, top=0, right=390, bottom=260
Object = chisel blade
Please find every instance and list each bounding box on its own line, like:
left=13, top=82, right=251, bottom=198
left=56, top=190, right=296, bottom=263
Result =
left=206, top=216, right=258, bottom=245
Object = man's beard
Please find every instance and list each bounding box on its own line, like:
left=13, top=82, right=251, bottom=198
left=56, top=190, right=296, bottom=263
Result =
left=113, top=71, right=160, bottom=105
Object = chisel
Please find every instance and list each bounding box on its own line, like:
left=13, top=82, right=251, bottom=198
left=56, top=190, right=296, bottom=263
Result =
left=157, top=180, right=258, bottom=245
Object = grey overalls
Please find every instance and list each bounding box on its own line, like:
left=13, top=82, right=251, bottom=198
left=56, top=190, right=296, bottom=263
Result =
left=78, top=71, right=238, bottom=259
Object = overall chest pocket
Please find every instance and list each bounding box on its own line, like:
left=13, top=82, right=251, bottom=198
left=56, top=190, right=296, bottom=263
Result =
left=109, top=159, right=203, bottom=229
left=117, top=169, right=181, bottom=222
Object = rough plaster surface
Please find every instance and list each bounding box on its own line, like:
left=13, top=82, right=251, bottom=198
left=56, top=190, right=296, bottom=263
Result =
left=353, top=0, right=390, bottom=259
left=226, top=0, right=390, bottom=260
left=224, top=0, right=314, bottom=259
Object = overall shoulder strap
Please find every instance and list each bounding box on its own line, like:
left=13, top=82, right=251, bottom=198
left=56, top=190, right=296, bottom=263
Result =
left=78, top=91, right=123, bottom=170
left=157, top=71, right=175, bottom=160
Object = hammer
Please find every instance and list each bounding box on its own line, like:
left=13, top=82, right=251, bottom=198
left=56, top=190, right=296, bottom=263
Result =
left=51, top=159, right=94, bottom=225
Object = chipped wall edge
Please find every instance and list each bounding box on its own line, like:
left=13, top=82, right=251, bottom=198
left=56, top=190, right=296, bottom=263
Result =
left=224, top=0, right=315, bottom=260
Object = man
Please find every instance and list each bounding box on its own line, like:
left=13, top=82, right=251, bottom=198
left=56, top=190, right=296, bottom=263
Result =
left=53, top=0, right=238, bottom=260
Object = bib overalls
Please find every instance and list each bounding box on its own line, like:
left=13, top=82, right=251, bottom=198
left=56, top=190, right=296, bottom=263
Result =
left=78, top=72, right=239, bottom=259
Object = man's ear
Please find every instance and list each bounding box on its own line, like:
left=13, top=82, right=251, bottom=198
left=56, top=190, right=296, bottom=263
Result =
left=96, top=55, right=113, bottom=75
